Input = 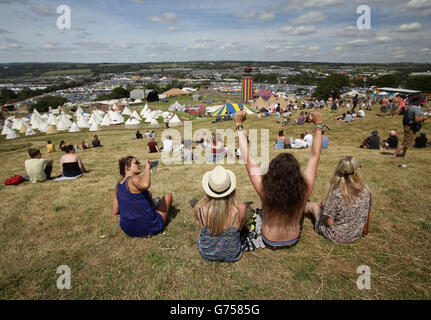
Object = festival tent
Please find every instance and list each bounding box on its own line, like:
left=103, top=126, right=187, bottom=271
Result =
left=125, top=117, right=141, bottom=126
left=268, top=95, right=278, bottom=106
left=26, top=126, right=37, bottom=136
left=109, top=112, right=125, bottom=125
left=253, top=96, right=269, bottom=110
left=122, top=106, right=132, bottom=116
left=140, top=103, right=149, bottom=116
left=2, top=126, right=13, bottom=136
left=95, top=109, right=105, bottom=116
left=277, top=97, right=288, bottom=108
left=12, top=118, right=22, bottom=130
left=31, top=117, right=42, bottom=130
left=46, top=124, right=58, bottom=135
left=39, top=120, right=49, bottom=133
left=100, top=114, right=112, bottom=126
left=149, top=119, right=160, bottom=129
left=69, top=122, right=81, bottom=133
left=48, top=114, right=58, bottom=125
left=77, top=116, right=91, bottom=129
left=169, top=114, right=182, bottom=127
left=206, top=105, right=223, bottom=114
left=6, top=130, right=19, bottom=140
left=134, top=99, right=143, bottom=104
left=163, top=88, right=188, bottom=97
left=56, top=119, right=69, bottom=131
left=1, top=124, right=12, bottom=135
left=19, top=123, right=28, bottom=134
left=41, top=114, right=49, bottom=120
left=169, top=101, right=185, bottom=112
left=89, top=123, right=100, bottom=132
left=243, top=105, right=257, bottom=114
left=131, top=110, right=142, bottom=121
left=211, top=103, right=244, bottom=117
left=257, top=89, right=273, bottom=100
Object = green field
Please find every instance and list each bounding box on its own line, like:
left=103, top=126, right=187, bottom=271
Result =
left=0, top=104, right=430, bottom=299
left=41, top=69, right=93, bottom=77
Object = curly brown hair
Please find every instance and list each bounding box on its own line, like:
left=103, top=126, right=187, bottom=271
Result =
left=119, top=156, right=135, bottom=177
left=262, top=153, right=307, bottom=220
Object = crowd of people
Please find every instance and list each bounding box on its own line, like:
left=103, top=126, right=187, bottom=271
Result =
left=24, top=135, right=102, bottom=183
left=19, top=93, right=429, bottom=264
left=110, top=111, right=377, bottom=263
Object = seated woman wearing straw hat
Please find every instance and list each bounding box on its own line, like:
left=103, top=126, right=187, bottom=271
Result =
left=235, top=111, right=323, bottom=249
left=193, top=166, right=247, bottom=262
left=305, top=156, right=372, bottom=243
left=112, top=156, right=173, bottom=238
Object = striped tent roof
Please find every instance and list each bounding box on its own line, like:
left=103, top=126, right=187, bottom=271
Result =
left=243, top=105, right=257, bottom=114
left=211, top=103, right=243, bottom=117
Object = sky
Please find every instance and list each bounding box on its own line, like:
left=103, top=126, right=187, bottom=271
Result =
left=0, top=0, right=430, bottom=64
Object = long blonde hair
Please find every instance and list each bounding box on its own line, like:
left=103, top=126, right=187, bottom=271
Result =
left=326, top=156, right=366, bottom=206
left=195, top=190, right=239, bottom=235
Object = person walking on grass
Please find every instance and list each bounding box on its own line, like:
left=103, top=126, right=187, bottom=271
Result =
left=192, top=166, right=247, bottom=262
left=392, top=95, right=428, bottom=159
left=305, top=156, right=372, bottom=243
left=112, top=156, right=172, bottom=238
left=235, top=110, right=323, bottom=249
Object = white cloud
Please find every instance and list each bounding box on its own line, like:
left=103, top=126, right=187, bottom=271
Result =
left=235, top=10, right=255, bottom=19
left=405, top=0, right=431, bottom=9
left=290, top=11, right=326, bottom=24
left=346, top=39, right=369, bottom=46
left=167, top=27, right=180, bottom=32
left=396, top=22, right=422, bottom=32
left=30, top=2, right=56, bottom=16
left=304, top=0, right=344, bottom=9
left=147, top=12, right=178, bottom=25
left=374, top=36, right=392, bottom=44
left=258, top=12, right=275, bottom=21
left=280, top=26, right=317, bottom=36
left=219, top=42, right=241, bottom=50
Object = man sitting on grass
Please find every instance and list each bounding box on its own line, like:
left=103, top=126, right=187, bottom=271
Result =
left=92, top=135, right=102, bottom=148
left=25, top=148, right=54, bottom=183
left=360, top=130, right=380, bottom=149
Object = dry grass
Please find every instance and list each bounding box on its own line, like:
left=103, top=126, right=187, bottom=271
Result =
left=0, top=105, right=430, bottom=300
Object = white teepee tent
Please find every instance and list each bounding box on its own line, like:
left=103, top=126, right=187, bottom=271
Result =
left=131, top=110, right=142, bottom=121
left=69, top=122, right=81, bottom=133
left=169, top=114, right=182, bottom=127
left=77, top=116, right=90, bottom=129
left=56, top=119, right=69, bottom=131
left=100, top=114, right=112, bottom=126
left=122, top=106, right=132, bottom=116
left=6, top=130, right=19, bottom=140
left=26, top=126, right=37, bottom=136
left=149, top=118, right=160, bottom=128
left=39, top=120, right=49, bottom=133
left=89, top=122, right=100, bottom=132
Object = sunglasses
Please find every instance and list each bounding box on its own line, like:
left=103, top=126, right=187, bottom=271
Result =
left=132, top=160, right=141, bottom=166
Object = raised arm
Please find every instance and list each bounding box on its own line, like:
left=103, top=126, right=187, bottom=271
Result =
left=235, top=111, right=264, bottom=198
left=303, top=112, right=323, bottom=200
left=130, top=160, right=151, bottom=191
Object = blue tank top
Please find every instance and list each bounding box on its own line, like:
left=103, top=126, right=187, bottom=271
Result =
left=116, top=177, right=164, bottom=237
left=274, top=138, right=285, bottom=149
left=197, top=206, right=242, bottom=262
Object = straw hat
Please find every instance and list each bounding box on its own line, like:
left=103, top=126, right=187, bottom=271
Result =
left=202, top=166, right=236, bottom=198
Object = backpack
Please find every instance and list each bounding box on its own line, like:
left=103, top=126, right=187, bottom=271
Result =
left=5, top=175, right=24, bottom=186
left=403, top=108, right=422, bottom=133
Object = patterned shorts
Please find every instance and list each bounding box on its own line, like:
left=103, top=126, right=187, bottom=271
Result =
left=402, top=126, right=415, bottom=148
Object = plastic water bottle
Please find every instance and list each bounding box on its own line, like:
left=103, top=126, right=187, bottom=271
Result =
left=399, top=164, right=407, bottom=168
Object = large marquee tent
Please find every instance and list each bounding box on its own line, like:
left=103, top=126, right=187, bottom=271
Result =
left=211, top=103, right=244, bottom=117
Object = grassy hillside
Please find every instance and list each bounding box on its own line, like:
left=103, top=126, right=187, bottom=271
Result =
left=0, top=106, right=430, bottom=299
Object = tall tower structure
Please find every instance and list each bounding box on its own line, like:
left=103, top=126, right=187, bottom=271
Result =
left=241, top=66, right=254, bottom=103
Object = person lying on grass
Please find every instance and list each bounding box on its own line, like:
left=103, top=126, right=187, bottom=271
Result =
left=192, top=165, right=247, bottom=262
left=60, top=145, right=88, bottom=177
left=112, top=156, right=172, bottom=238
left=305, top=156, right=372, bottom=243
left=236, top=110, right=323, bottom=249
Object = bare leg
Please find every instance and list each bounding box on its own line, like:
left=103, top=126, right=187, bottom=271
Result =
left=156, top=193, right=173, bottom=223
left=392, top=145, right=406, bottom=158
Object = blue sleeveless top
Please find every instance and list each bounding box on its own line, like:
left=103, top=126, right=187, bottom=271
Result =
left=117, top=177, right=164, bottom=237
left=197, top=206, right=242, bottom=262
left=274, top=138, right=285, bottom=149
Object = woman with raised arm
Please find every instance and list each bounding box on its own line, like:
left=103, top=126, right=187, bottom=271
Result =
left=112, top=156, right=172, bottom=238
left=235, top=110, right=323, bottom=249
